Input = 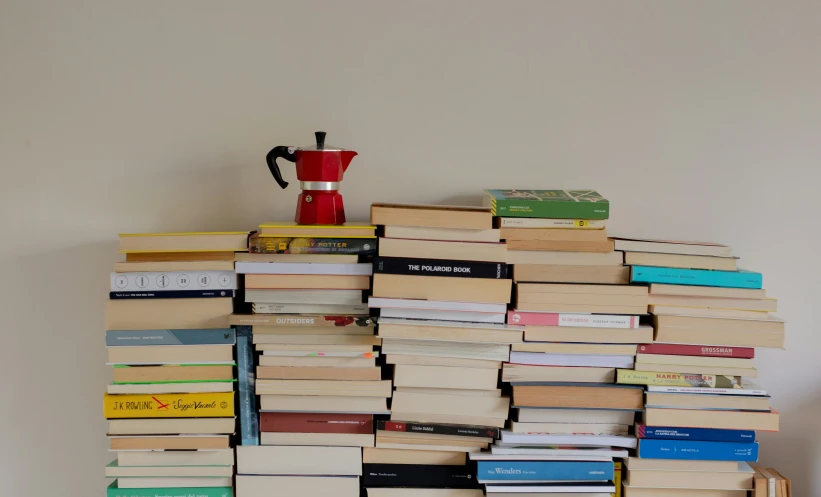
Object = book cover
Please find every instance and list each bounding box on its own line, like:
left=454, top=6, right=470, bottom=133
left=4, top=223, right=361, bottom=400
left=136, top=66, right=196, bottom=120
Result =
left=636, top=424, right=756, bottom=443
left=476, top=460, right=614, bottom=481
left=637, top=439, right=759, bottom=461
left=379, top=420, right=500, bottom=439
left=374, top=257, right=508, bottom=279
left=508, top=311, right=639, bottom=329
left=110, top=290, right=235, bottom=299
left=105, top=329, right=236, bottom=347
left=103, top=392, right=234, bottom=418
left=617, top=370, right=742, bottom=388
left=630, top=266, right=763, bottom=289
left=498, top=217, right=607, bottom=229
left=249, top=236, right=376, bottom=255
left=637, top=343, right=755, bottom=359
left=110, top=271, right=237, bottom=292
left=236, top=326, right=259, bottom=445
left=231, top=314, right=372, bottom=327
left=485, top=189, right=610, bottom=219
left=106, top=481, right=233, bottom=497
left=262, top=412, right=373, bottom=434
left=612, top=460, right=622, bottom=497
left=363, top=463, right=478, bottom=488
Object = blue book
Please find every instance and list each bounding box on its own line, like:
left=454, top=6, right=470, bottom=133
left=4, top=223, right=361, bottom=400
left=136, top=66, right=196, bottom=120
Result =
left=105, top=329, right=236, bottom=346
left=630, top=266, right=762, bottom=289
left=638, top=424, right=755, bottom=443
left=236, top=326, right=259, bottom=446
left=476, top=461, right=613, bottom=482
left=638, top=439, right=758, bottom=461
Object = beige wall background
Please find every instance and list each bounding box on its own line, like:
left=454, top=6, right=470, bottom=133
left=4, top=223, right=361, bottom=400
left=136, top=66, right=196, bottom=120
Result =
left=1, top=0, right=820, bottom=495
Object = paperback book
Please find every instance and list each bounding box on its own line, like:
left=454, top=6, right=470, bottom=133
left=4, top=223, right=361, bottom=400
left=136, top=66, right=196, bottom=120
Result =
left=485, top=189, right=610, bottom=219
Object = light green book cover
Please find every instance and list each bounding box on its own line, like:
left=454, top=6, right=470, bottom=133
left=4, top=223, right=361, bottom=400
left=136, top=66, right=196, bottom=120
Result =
left=485, top=189, right=610, bottom=219
left=106, top=481, right=233, bottom=497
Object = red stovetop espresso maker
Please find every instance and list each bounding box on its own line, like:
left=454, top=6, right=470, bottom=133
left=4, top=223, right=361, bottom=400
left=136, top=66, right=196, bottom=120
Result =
left=266, top=131, right=357, bottom=225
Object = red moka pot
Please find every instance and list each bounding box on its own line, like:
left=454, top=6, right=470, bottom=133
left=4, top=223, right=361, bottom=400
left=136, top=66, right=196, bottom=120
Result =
left=266, top=131, right=358, bottom=225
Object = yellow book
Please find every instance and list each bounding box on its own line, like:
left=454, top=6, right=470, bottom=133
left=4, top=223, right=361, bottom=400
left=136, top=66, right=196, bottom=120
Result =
left=103, top=392, right=234, bottom=419
left=258, top=222, right=377, bottom=239
left=118, top=232, right=250, bottom=253
left=612, top=460, right=622, bottom=497
left=616, top=369, right=741, bottom=388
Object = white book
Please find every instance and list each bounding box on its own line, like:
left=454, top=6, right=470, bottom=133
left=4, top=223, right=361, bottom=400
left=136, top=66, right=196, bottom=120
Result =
left=612, top=237, right=733, bottom=257
left=235, top=262, right=373, bottom=276
left=251, top=303, right=369, bottom=314
left=499, top=431, right=637, bottom=449
left=516, top=408, right=636, bottom=424
left=237, top=475, right=359, bottom=497
left=116, top=449, right=234, bottom=466
left=236, top=445, right=362, bottom=476
left=469, top=453, right=612, bottom=462
left=262, top=350, right=378, bottom=358
left=114, top=477, right=232, bottom=488
left=380, top=307, right=506, bottom=324
left=111, top=271, right=236, bottom=291
left=499, top=218, right=607, bottom=229
left=247, top=289, right=364, bottom=305
left=489, top=446, right=628, bottom=458
left=509, top=352, right=635, bottom=369
left=377, top=317, right=523, bottom=332
left=485, top=484, right=614, bottom=494
left=106, top=463, right=233, bottom=478
left=107, top=382, right=234, bottom=394
left=646, top=384, right=768, bottom=396
left=368, top=297, right=507, bottom=313
left=383, top=225, right=501, bottom=242
left=506, top=250, right=623, bottom=265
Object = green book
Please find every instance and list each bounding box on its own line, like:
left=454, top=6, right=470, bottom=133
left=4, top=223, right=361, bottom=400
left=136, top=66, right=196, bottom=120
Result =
left=485, top=189, right=610, bottom=219
left=106, top=481, right=233, bottom=497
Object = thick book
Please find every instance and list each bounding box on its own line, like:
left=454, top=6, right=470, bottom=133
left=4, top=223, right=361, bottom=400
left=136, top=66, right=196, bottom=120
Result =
left=636, top=424, right=755, bottom=443
left=379, top=420, right=500, bottom=439
left=637, top=343, right=754, bottom=359
left=631, top=266, right=762, bottom=289
left=245, top=274, right=370, bottom=290
left=110, top=290, right=235, bottom=299
left=106, top=329, right=236, bottom=347
left=476, top=460, right=613, bottom=482
left=114, top=260, right=236, bottom=272
left=111, top=271, right=237, bottom=292
left=374, top=256, right=508, bottom=279
left=378, top=238, right=507, bottom=263
left=103, top=392, right=234, bottom=418
left=257, top=222, right=376, bottom=238
left=236, top=261, right=373, bottom=275
left=498, top=217, right=607, bottom=229
left=372, top=274, right=512, bottom=304
left=236, top=326, right=259, bottom=446
left=106, top=481, right=233, bottom=497
left=637, top=439, right=759, bottom=461
left=644, top=408, right=779, bottom=432
left=249, top=236, right=376, bottom=255
left=383, top=225, right=501, bottom=242
left=513, top=264, right=629, bottom=284
left=485, top=190, right=610, bottom=219
left=105, top=299, right=233, bottom=331
left=261, top=412, right=373, bottom=434
left=236, top=475, right=359, bottom=497
left=118, top=231, right=249, bottom=253
left=617, top=370, right=741, bottom=388
left=363, top=463, right=478, bottom=488
left=370, top=203, right=493, bottom=230
left=236, top=445, right=362, bottom=476
left=499, top=431, right=637, bottom=449
left=508, top=310, right=639, bottom=328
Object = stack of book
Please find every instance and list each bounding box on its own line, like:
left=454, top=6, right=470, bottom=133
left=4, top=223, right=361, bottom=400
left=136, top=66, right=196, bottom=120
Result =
left=615, top=238, right=784, bottom=497
left=368, top=203, right=516, bottom=497
left=480, top=190, right=638, bottom=496
left=104, top=231, right=245, bottom=497
left=234, top=222, right=391, bottom=449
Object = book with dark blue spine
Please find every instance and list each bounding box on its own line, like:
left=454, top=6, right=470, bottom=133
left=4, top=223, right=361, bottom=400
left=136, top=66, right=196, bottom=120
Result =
left=637, top=424, right=755, bottom=443
left=476, top=461, right=613, bottom=482
left=236, top=326, right=259, bottom=446
left=109, top=290, right=235, bottom=299
left=105, top=329, right=236, bottom=346
left=630, top=266, right=762, bottom=289
left=374, top=257, right=508, bottom=279
left=637, top=439, right=759, bottom=461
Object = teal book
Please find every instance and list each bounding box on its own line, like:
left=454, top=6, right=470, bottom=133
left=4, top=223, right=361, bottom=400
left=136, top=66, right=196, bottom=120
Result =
left=631, top=266, right=763, bottom=289
left=236, top=325, right=259, bottom=445
left=106, top=481, right=233, bottom=497
left=485, top=189, right=609, bottom=219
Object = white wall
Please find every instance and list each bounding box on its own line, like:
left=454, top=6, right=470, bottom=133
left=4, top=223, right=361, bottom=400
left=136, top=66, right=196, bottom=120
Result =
left=1, top=0, right=820, bottom=494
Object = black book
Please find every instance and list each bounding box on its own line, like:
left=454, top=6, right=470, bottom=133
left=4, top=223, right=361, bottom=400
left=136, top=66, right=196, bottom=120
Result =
left=109, top=290, right=235, bottom=299
left=374, top=257, right=508, bottom=279
left=378, top=420, right=499, bottom=439
left=363, top=463, right=478, bottom=488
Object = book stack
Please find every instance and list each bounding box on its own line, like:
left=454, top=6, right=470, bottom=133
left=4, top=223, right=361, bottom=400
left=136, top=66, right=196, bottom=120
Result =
left=368, top=203, right=516, bottom=497
left=615, top=238, right=784, bottom=497
left=480, top=190, right=639, bottom=496
left=104, top=231, right=246, bottom=497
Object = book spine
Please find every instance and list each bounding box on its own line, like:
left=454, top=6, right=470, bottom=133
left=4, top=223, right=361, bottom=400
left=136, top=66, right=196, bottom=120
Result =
left=508, top=311, right=638, bottom=328
left=637, top=343, right=755, bottom=359
left=647, top=385, right=768, bottom=396
left=617, top=370, right=741, bottom=388
left=612, top=461, right=622, bottom=497
left=489, top=196, right=609, bottom=220
left=250, top=237, right=377, bottom=255
left=374, top=257, right=508, bottom=279
left=236, top=327, right=259, bottom=445
left=103, top=392, right=234, bottom=418
left=107, top=484, right=234, bottom=497
left=232, top=314, right=372, bottom=327
left=630, top=266, right=763, bottom=289
left=379, top=420, right=500, bottom=439
left=105, top=329, right=236, bottom=346
left=262, top=412, right=373, bottom=434
left=363, top=463, right=478, bottom=488
left=637, top=424, right=756, bottom=443
left=638, top=439, right=759, bottom=461
left=499, top=218, right=607, bottom=229
left=476, top=461, right=614, bottom=481
left=109, top=289, right=235, bottom=299
left=111, top=271, right=237, bottom=291
left=252, top=303, right=369, bottom=315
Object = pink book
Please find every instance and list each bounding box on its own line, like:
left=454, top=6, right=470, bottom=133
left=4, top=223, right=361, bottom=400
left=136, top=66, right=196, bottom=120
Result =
left=508, top=310, right=639, bottom=328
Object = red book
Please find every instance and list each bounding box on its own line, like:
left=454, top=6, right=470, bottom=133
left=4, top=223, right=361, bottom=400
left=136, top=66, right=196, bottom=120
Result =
left=260, top=412, right=373, bottom=434
left=637, top=343, right=754, bottom=359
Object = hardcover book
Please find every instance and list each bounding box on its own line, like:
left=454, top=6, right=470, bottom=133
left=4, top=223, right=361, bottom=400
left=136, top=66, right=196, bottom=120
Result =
left=476, top=460, right=614, bottom=482
left=485, top=189, right=610, bottom=219
left=630, top=266, right=763, bottom=289
left=374, top=257, right=508, bottom=279
left=103, top=392, right=234, bottom=418
left=105, top=329, right=236, bottom=347
left=636, top=424, right=755, bottom=443
left=249, top=236, right=376, bottom=255
left=637, top=439, right=759, bottom=461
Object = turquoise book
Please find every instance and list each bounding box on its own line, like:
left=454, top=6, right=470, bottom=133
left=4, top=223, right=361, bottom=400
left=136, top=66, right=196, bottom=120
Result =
left=485, top=189, right=610, bottom=219
left=630, top=266, right=763, bottom=289
left=106, top=481, right=233, bottom=497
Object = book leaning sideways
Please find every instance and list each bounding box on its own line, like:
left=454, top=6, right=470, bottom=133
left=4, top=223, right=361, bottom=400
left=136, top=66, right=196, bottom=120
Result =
left=484, top=189, right=610, bottom=219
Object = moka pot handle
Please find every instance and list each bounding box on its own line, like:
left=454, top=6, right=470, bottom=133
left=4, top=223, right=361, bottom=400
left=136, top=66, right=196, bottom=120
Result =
left=266, top=146, right=296, bottom=189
